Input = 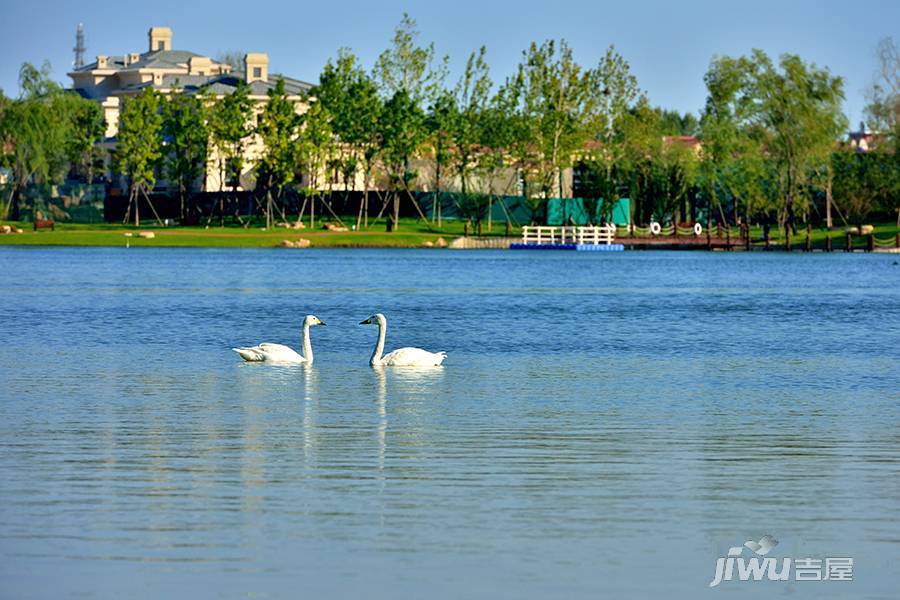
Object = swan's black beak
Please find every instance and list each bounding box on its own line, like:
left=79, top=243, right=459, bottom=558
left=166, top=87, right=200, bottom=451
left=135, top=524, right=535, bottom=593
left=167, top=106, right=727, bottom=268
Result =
left=359, top=319, right=369, bottom=325
left=319, top=321, right=327, bottom=326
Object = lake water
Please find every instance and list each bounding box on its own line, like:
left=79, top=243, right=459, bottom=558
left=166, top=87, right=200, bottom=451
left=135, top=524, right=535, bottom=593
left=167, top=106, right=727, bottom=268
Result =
left=0, top=247, right=898, bottom=599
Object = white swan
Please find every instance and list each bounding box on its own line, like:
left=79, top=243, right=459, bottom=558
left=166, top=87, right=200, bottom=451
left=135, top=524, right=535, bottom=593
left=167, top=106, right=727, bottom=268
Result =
left=233, top=315, right=325, bottom=363
left=360, top=313, right=446, bottom=367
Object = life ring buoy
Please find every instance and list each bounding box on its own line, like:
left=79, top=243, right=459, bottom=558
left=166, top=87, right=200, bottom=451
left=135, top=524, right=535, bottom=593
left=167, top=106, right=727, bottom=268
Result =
left=693, top=223, right=703, bottom=236
left=649, top=222, right=662, bottom=235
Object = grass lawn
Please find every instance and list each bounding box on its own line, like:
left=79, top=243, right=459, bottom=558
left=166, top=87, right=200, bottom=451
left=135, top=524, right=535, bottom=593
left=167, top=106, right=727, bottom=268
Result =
left=742, top=222, right=900, bottom=249
left=0, top=218, right=520, bottom=248
left=2, top=217, right=897, bottom=249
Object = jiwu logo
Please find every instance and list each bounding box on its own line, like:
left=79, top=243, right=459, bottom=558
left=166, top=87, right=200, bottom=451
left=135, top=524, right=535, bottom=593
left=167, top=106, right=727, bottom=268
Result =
left=709, top=535, right=853, bottom=587
left=710, top=536, right=789, bottom=587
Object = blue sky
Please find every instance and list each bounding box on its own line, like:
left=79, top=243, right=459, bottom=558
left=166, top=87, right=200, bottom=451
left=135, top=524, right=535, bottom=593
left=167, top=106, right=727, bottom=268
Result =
left=1, top=0, right=897, bottom=128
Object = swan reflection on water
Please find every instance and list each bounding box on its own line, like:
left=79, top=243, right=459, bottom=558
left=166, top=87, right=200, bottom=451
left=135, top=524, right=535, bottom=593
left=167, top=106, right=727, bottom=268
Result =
left=371, top=365, right=446, bottom=481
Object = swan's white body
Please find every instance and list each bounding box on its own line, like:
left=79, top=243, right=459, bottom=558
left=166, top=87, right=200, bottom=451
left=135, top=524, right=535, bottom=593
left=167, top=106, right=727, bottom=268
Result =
left=233, top=315, right=324, bottom=364
left=361, top=313, right=446, bottom=367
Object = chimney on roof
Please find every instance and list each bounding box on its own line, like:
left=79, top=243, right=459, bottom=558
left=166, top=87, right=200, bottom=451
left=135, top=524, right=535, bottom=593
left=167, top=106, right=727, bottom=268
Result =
left=96, top=55, right=108, bottom=69
left=148, top=26, right=172, bottom=52
left=244, top=53, right=268, bottom=84
left=188, top=56, right=213, bottom=76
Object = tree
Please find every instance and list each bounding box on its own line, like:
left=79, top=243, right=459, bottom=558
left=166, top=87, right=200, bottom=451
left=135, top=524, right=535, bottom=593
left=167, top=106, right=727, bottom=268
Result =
left=863, top=37, right=900, bottom=225
left=425, top=89, right=456, bottom=224
left=373, top=12, right=445, bottom=230
left=494, top=71, right=547, bottom=223
left=2, top=62, right=85, bottom=221
left=373, top=13, right=445, bottom=106
left=215, top=50, right=245, bottom=73
left=509, top=40, right=593, bottom=201
left=451, top=47, right=492, bottom=195
left=65, top=95, right=105, bottom=185
left=256, top=78, right=300, bottom=227
left=699, top=54, right=767, bottom=226
left=699, top=51, right=846, bottom=231
left=208, top=81, right=252, bottom=197
left=864, top=37, right=900, bottom=135
left=477, top=90, right=518, bottom=224
left=701, top=51, right=846, bottom=232
left=454, top=192, right=490, bottom=231
left=162, top=87, right=208, bottom=220
left=618, top=100, right=662, bottom=225
left=316, top=49, right=383, bottom=228
left=656, top=108, right=699, bottom=136
left=296, top=98, right=333, bottom=229
left=380, top=89, right=427, bottom=228
left=582, top=45, right=642, bottom=224
left=116, top=87, right=163, bottom=226
left=749, top=51, right=846, bottom=232
left=832, top=151, right=879, bottom=229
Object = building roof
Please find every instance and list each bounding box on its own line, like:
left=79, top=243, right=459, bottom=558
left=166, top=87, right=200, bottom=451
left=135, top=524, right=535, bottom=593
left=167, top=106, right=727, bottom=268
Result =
left=200, top=73, right=313, bottom=96
left=74, top=49, right=207, bottom=72
left=110, top=73, right=313, bottom=97
left=663, top=135, right=702, bottom=148
left=74, top=47, right=313, bottom=98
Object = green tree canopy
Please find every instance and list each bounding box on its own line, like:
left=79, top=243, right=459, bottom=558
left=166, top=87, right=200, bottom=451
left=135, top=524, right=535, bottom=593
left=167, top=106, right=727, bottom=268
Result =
left=116, top=87, right=163, bottom=225
left=2, top=62, right=104, bottom=220
left=208, top=81, right=252, bottom=191
left=700, top=50, right=846, bottom=228
left=256, top=78, right=300, bottom=193
left=162, top=85, right=208, bottom=215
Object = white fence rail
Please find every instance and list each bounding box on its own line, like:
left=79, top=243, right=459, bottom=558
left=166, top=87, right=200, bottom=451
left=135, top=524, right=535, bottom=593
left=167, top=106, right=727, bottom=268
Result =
left=521, top=225, right=616, bottom=245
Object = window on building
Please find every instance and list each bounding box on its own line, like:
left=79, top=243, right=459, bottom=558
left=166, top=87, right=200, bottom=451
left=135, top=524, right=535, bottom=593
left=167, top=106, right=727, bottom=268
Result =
left=157, top=41, right=164, bottom=51
left=253, top=67, right=262, bottom=78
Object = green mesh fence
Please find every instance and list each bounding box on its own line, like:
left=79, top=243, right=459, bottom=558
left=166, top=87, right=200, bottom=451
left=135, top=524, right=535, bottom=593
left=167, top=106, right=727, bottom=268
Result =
left=418, top=192, right=534, bottom=225
left=1, top=183, right=106, bottom=223
left=546, top=197, right=630, bottom=226
left=417, top=192, right=630, bottom=226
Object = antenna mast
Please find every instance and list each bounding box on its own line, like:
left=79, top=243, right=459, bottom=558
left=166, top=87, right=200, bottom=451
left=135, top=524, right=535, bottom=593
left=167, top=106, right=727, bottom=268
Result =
left=74, top=23, right=86, bottom=69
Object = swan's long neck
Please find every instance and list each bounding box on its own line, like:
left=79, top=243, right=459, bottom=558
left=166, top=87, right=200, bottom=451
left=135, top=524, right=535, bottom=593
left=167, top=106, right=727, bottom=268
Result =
left=370, top=320, right=386, bottom=366
left=301, top=322, right=313, bottom=364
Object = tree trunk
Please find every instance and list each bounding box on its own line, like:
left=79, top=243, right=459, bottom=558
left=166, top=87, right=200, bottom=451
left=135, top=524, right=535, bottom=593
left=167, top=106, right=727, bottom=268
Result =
left=364, top=172, right=370, bottom=229
left=392, top=189, right=400, bottom=232
left=434, top=154, right=441, bottom=225
left=134, top=187, right=140, bottom=227
left=10, top=185, right=22, bottom=222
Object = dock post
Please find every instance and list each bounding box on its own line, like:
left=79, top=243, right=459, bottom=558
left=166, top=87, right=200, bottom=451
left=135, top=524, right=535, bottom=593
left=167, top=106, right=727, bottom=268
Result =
left=464, top=222, right=469, bottom=238
left=785, top=224, right=791, bottom=252
left=825, top=235, right=832, bottom=252
left=764, top=227, right=771, bottom=251
left=745, top=224, right=751, bottom=251
left=846, top=232, right=852, bottom=252
left=706, top=221, right=712, bottom=250
left=805, top=224, right=811, bottom=252
left=867, top=234, right=874, bottom=253
left=896, top=233, right=899, bottom=249
left=505, top=221, right=511, bottom=237
left=726, top=225, right=731, bottom=250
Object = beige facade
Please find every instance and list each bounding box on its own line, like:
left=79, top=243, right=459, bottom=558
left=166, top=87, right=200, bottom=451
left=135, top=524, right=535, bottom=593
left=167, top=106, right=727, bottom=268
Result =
left=68, top=26, right=313, bottom=192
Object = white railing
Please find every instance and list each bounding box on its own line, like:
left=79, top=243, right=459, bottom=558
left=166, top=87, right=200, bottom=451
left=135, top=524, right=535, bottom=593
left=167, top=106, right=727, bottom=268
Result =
left=521, top=225, right=616, bottom=245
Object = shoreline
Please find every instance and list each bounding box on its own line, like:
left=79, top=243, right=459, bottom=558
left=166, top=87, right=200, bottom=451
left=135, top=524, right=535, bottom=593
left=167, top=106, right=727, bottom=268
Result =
left=1, top=221, right=898, bottom=251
